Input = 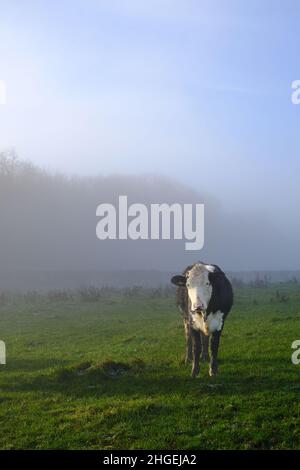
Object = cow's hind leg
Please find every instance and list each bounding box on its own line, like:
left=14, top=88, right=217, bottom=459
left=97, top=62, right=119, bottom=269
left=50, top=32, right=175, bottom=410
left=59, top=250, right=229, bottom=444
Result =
left=191, top=328, right=201, bottom=378
left=183, top=319, right=193, bottom=363
left=209, top=331, right=221, bottom=376
left=200, top=332, right=209, bottom=362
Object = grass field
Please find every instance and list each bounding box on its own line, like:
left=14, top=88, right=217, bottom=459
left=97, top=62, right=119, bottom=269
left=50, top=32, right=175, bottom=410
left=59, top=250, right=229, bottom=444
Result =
left=0, top=283, right=300, bottom=450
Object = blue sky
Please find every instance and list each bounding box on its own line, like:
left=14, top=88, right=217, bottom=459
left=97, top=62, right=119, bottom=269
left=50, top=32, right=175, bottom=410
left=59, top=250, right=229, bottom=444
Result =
left=0, top=0, right=299, bottom=218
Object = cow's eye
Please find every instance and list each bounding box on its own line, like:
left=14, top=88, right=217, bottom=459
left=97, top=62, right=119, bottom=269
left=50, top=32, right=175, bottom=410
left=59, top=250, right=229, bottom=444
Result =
left=206, top=282, right=210, bottom=286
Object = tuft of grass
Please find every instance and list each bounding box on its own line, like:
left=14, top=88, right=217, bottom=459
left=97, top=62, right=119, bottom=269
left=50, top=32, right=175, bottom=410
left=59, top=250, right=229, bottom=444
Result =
left=55, top=358, right=146, bottom=383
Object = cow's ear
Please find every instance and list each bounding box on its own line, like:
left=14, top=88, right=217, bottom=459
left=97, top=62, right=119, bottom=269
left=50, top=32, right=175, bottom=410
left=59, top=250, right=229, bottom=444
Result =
left=171, top=275, right=187, bottom=287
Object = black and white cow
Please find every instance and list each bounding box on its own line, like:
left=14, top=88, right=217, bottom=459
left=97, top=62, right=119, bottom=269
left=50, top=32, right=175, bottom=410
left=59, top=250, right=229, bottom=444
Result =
left=171, top=262, right=233, bottom=378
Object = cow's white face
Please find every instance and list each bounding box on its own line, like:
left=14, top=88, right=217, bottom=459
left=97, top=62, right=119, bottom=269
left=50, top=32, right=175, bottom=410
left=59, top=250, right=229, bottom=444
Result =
left=186, top=265, right=212, bottom=313
left=171, top=263, right=216, bottom=315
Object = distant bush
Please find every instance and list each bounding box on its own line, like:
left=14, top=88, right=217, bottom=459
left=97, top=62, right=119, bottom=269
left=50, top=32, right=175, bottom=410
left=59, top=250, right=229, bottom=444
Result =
left=0, top=290, right=11, bottom=306
left=122, top=286, right=144, bottom=298
left=76, top=286, right=103, bottom=302
left=47, top=290, right=73, bottom=302
left=22, top=290, right=42, bottom=303
left=122, top=285, right=173, bottom=299
left=274, top=290, right=289, bottom=303
left=288, top=276, right=298, bottom=284
left=148, top=286, right=174, bottom=298
left=250, top=274, right=271, bottom=288
left=3, top=285, right=176, bottom=305
left=270, top=290, right=290, bottom=303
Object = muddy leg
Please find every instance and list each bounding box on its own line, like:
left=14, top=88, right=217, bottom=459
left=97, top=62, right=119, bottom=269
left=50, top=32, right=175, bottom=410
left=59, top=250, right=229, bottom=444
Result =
left=209, top=331, right=221, bottom=376
left=200, top=332, right=209, bottom=362
left=183, top=319, right=193, bottom=363
left=191, top=328, right=201, bottom=378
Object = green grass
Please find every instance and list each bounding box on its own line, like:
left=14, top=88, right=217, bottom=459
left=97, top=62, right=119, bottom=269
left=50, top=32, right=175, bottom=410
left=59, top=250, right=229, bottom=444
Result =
left=0, top=284, right=300, bottom=450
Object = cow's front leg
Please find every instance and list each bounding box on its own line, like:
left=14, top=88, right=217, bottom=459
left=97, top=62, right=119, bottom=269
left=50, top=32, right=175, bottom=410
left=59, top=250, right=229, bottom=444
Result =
left=200, top=332, right=209, bottom=362
left=183, top=318, right=193, bottom=363
left=191, top=328, right=201, bottom=378
left=209, top=331, right=221, bottom=376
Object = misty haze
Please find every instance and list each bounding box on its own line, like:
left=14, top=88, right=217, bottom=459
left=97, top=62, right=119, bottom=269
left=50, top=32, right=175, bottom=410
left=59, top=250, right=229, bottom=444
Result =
left=0, top=151, right=298, bottom=291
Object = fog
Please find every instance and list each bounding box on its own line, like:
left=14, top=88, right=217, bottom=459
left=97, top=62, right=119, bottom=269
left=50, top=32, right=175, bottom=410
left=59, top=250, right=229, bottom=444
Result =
left=1, top=1, right=299, bottom=291
left=0, top=152, right=297, bottom=290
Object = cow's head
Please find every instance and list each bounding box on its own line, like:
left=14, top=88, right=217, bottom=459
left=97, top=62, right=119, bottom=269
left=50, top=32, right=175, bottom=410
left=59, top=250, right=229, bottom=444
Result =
left=171, top=263, right=223, bottom=318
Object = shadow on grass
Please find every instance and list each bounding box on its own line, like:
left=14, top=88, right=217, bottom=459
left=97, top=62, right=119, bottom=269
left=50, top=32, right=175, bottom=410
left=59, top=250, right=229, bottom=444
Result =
left=1, top=356, right=298, bottom=398
left=1, top=358, right=72, bottom=372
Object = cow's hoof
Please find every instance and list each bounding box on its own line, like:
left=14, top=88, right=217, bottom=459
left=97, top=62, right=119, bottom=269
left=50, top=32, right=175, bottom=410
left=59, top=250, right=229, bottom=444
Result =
left=191, top=367, right=200, bottom=378
left=209, top=366, right=218, bottom=377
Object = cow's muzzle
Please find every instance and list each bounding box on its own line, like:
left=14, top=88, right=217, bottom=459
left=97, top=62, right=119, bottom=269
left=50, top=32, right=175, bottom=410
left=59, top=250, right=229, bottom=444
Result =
left=193, top=308, right=208, bottom=320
